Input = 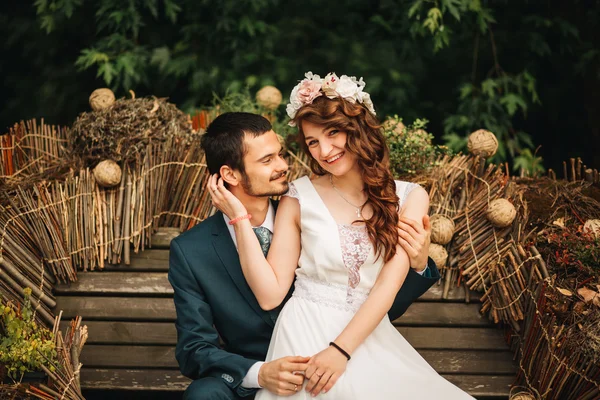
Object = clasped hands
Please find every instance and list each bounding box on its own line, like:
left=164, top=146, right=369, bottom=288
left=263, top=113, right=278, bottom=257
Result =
left=258, top=346, right=348, bottom=397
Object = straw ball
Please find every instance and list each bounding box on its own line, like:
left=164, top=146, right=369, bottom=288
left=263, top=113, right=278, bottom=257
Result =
left=467, top=129, right=498, bottom=158
left=256, top=86, right=283, bottom=110
left=430, top=214, right=455, bottom=245
left=429, top=244, right=448, bottom=268
left=583, top=219, right=600, bottom=239
left=486, top=198, right=516, bottom=228
left=510, top=392, right=536, bottom=400
left=93, top=160, right=122, bottom=188
left=89, top=88, right=116, bottom=111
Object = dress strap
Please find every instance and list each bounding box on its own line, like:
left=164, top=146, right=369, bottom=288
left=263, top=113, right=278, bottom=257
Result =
left=284, top=181, right=300, bottom=203
left=395, top=181, right=421, bottom=207
left=283, top=175, right=313, bottom=206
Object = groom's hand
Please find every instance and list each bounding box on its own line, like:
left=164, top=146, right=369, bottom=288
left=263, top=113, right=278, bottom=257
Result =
left=258, top=356, right=310, bottom=396
left=398, top=215, right=431, bottom=272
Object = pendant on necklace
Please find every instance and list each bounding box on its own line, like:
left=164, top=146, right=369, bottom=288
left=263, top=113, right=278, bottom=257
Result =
left=356, top=208, right=362, bottom=218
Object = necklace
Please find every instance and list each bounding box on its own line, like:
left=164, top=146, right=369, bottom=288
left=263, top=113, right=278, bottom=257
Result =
left=329, top=174, right=367, bottom=218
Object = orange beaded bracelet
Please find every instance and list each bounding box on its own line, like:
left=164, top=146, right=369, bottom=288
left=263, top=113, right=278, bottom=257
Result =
left=228, top=214, right=252, bottom=225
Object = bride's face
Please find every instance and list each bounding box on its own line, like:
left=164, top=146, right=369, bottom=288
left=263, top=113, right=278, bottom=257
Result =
left=302, top=120, right=359, bottom=176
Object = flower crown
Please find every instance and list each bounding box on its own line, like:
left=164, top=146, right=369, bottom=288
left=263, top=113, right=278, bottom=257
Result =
left=286, top=72, right=376, bottom=126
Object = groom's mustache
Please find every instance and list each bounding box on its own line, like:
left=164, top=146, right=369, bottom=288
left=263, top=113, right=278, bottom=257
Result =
left=270, top=171, right=288, bottom=181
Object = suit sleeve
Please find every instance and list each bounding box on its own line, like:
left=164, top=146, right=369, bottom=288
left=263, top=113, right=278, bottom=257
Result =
left=387, top=256, right=441, bottom=321
left=168, top=239, right=258, bottom=397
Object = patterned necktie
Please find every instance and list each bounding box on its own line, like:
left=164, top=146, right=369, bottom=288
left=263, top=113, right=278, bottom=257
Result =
left=253, top=226, right=272, bottom=257
left=252, top=226, right=279, bottom=323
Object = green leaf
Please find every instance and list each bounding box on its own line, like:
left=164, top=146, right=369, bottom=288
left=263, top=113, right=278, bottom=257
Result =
left=150, top=46, right=171, bottom=71
left=459, top=83, right=474, bottom=99
left=164, top=0, right=182, bottom=23
left=408, top=0, right=424, bottom=19
left=481, top=79, right=498, bottom=98
left=75, top=49, right=110, bottom=70
left=500, top=93, right=527, bottom=116
left=97, top=62, right=116, bottom=85
left=370, top=14, right=393, bottom=33
left=441, top=0, right=461, bottom=21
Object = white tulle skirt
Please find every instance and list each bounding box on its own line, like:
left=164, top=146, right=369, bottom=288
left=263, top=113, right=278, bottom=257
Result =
left=256, top=276, right=474, bottom=400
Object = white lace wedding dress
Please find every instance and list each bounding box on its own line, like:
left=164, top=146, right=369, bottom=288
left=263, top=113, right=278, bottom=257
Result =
left=256, top=176, right=474, bottom=400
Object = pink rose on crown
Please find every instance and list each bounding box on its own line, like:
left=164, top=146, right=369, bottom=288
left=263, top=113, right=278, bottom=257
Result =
left=297, top=79, right=323, bottom=105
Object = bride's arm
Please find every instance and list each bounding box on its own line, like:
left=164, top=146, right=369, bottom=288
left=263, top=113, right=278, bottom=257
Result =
left=235, top=196, right=301, bottom=310
left=305, top=186, right=430, bottom=396
left=211, top=175, right=301, bottom=310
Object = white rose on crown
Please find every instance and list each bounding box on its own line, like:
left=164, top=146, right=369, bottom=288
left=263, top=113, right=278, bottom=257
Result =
left=334, top=75, right=360, bottom=103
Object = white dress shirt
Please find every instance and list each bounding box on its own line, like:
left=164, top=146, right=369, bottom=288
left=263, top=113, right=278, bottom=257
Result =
left=223, top=202, right=275, bottom=389
left=222, top=201, right=428, bottom=389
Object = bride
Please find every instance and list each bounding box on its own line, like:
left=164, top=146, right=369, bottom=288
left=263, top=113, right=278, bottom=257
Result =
left=209, top=72, right=473, bottom=399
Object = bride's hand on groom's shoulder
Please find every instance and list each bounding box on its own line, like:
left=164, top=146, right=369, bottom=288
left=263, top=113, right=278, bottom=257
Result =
left=207, top=173, right=248, bottom=220
left=304, top=347, right=348, bottom=396
left=258, top=355, right=310, bottom=396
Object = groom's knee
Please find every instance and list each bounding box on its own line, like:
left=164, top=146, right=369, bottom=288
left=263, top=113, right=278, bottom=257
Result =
left=184, top=377, right=237, bottom=400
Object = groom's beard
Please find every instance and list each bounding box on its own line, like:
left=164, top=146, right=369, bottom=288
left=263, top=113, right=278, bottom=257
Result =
left=241, top=171, right=289, bottom=198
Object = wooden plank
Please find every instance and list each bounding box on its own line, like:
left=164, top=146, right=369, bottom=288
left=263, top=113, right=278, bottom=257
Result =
left=151, top=228, right=181, bottom=249
left=394, top=302, right=492, bottom=327
left=103, top=249, right=170, bottom=271
left=422, top=350, right=516, bottom=375
left=420, top=283, right=481, bottom=302
left=54, top=297, right=176, bottom=321
left=73, top=322, right=506, bottom=351
left=444, top=374, right=514, bottom=398
left=60, top=321, right=176, bottom=345
left=130, top=249, right=170, bottom=261
left=80, top=346, right=515, bottom=374
left=55, top=271, right=481, bottom=301
left=398, top=327, right=507, bottom=350
left=82, top=345, right=177, bottom=368
left=80, top=368, right=512, bottom=397
left=55, top=297, right=488, bottom=326
left=80, top=368, right=189, bottom=391
left=54, top=272, right=172, bottom=295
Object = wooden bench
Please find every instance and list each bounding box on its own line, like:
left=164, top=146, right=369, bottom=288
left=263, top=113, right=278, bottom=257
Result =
left=54, top=240, right=516, bottom=398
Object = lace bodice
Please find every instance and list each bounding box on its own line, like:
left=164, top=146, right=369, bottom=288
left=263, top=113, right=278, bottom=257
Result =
left=284, top=177, right=419, bottom=291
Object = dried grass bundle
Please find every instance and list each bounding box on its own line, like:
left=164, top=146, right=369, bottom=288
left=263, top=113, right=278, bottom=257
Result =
left=70, top=96, right=194, bottom=166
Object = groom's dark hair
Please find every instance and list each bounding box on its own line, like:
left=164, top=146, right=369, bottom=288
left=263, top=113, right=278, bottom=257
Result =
left=201, top=112, right=272, bottom=175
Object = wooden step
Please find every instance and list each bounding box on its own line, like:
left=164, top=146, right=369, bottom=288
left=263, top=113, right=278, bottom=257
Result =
left=78, top=345, right=516, bottom=375
left=81, top=368, right=189, bottom=391
left=55, top=296, right=176, bottom=320
left=54, top=272, right=171, bottom=295
left=102, top=248, right=481, bottom=303
left=103, top=250, right=171, bottom=272
left=55, top=297, right=490, bottom=326
left=55, top=270, right=481, bottom=301
left=68, top=321, right=505, bottom=350
left=80, top=368, right=513, bottom=397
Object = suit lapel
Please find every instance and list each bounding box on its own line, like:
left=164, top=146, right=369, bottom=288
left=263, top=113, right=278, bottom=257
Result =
left=211, top=212, right=275, bottom=328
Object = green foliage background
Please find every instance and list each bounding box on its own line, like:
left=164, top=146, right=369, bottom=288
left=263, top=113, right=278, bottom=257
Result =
left=1, top=0, right=599, bottom=172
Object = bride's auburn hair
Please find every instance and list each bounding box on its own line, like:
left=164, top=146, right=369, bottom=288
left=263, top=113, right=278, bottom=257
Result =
left=292, top=96, right=400, bottom=263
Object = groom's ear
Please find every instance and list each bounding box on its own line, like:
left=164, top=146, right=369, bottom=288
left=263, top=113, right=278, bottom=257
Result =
left=219, top=165, right=241, bottom=187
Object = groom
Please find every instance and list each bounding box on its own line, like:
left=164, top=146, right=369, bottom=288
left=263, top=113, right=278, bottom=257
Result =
left=168, top=112, right=440, bottom=400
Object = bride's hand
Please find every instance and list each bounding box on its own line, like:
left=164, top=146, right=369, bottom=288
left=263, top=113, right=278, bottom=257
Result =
left=207, top=174, right=248, bottom=220
left=304, top=346, right=348, bottom=396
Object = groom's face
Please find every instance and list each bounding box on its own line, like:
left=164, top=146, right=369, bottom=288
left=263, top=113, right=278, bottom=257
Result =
left=239, top=130, right=289, bottom=197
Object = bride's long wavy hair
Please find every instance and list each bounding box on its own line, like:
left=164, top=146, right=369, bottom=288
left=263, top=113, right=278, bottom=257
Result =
left=292, top=96, right=400, bottom=263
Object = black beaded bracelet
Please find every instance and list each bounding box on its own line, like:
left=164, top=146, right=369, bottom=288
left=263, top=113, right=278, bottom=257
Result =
left=329, top=342, right=351, bottom=361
